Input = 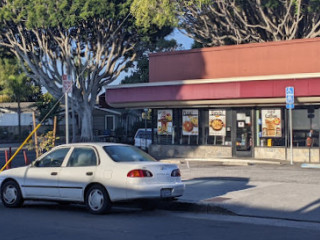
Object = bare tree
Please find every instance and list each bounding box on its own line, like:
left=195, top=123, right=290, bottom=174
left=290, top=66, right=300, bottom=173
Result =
left=179, top=0, right=320, bottom=46
left=0, top=0, right=143, bottom=141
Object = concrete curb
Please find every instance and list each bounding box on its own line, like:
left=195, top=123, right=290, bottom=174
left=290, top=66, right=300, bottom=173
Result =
left=157, top=200, right=320, bottom=223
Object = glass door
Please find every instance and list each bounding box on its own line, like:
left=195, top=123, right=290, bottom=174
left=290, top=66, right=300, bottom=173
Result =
left=232, top=109, right=253, bottom=158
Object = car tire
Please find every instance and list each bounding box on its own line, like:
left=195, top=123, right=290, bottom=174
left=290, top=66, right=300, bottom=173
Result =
left=1, top=180, right=24, bottom=208
left=85, top=184, right=111, bottom=214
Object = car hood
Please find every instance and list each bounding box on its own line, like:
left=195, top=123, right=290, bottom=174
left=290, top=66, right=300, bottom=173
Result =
left=0, top=166, right=30, bottom=180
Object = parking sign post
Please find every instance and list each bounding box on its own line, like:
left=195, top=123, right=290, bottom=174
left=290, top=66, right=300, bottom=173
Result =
left=286, top=87, right=294, bottom=165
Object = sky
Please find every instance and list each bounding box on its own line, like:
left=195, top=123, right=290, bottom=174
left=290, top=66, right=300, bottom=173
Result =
left=167, top=29, right=194, bottom=50
left=111, top=29, right=194, bottom=85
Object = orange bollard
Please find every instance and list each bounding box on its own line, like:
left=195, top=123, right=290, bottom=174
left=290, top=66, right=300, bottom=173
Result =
left=5, top=150, right=11, bottom=169
left=23, top=150, right=29, bottom=165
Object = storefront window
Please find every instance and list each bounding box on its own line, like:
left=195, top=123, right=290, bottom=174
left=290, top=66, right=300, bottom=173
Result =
left=292, top=108, right=319, bottom=147
left=154, top=108, right=231, bottom=146
left=155, top=109, right=174, bottom=145
left=180, top=109, right=199, bottom=145
left=151, top=107, right=320, bottom=150
left=256, top=108, right=285, bottom=147
left=204, top=109, right=232, bottom=146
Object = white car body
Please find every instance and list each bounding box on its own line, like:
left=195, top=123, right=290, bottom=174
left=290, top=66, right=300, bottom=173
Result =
left=134, top=128, right=156, bottom=150
left=0, top=143, right=184, bottom=213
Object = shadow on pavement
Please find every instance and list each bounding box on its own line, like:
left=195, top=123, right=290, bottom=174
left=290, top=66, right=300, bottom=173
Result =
left=181, top=177, right=253, bottom=202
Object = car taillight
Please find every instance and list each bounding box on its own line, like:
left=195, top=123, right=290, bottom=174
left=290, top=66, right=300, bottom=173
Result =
left=127, top=169, right=153, bottom=178
left=171, top=169, right=181, bottom=177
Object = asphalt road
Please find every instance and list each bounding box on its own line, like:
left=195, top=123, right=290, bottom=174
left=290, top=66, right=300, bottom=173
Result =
left=0, top=202, right=320, bottom=240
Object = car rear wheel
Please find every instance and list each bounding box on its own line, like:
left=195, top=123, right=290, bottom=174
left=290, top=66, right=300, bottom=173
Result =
left=85, top=185, right=111, bottom=214
left=1, top=180, right=23, bottom=208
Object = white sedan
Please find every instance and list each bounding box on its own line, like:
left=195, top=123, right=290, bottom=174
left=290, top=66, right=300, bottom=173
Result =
left=0, top=143, right=185, bottom=214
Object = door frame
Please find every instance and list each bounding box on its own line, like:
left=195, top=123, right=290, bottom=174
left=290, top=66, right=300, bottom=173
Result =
left=231, top=109, right=254, bottom=158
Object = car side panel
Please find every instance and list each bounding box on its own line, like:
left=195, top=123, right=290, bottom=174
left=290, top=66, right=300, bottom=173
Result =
left=22, top=167, right=60, bottom=198
left=58, top=166, right=97, bottom=201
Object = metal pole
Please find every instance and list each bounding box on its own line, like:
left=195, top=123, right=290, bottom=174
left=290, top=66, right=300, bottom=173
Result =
left=309, top=117, right=312, bottom=163
left=65, top=92, right=69, bottom=144
left=289, top=108, right=293, bottom=165
left=144, top=109, right=148, bottom=150
left=71, top=96, right=76, bottom=142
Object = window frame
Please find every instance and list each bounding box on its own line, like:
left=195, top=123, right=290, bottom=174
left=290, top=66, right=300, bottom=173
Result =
left=35, top=147, right=71, bottom=168
left=66, top=147, right=99, bottom=167
left=105, top=115, right=115, bottom=131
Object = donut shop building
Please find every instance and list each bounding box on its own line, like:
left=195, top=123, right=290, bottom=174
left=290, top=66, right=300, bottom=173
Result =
left=106, top=38, right=320, bottom=163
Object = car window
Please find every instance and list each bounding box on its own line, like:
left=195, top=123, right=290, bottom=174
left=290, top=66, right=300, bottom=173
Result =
left=103, top=145, right=156, bottom=162
left=136, top=131, right=142, bottom=138
left=146, top=132, right=151, bottom=139
left=135, top=131, right=151, bottom=139
left=67, top=147, right=97, bottom=167
left=36, top=148, right=70, bottom=167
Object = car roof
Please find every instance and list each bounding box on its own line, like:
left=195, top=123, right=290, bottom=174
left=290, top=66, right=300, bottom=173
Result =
left=55, top=142, right=128, bottom=148
left=136, top=128, right=157, bottom=132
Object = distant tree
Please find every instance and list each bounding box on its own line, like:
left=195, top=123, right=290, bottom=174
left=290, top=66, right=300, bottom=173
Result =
left=132, top=0, right=320, bottom=47
left=33, top=92, right=62, bottom=124
left=0, top=58, right=41, bottom=102
left=0, top=59, right=37, bottom=136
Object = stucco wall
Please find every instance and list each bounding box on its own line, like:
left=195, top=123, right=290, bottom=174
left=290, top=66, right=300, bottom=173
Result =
left=149, top=144, right=232, bottom=160
left=255, top=147, right=320, bottom=163
left=149, top=38, right=320, bottom=82
left=149, top=145, right=320, bottom=163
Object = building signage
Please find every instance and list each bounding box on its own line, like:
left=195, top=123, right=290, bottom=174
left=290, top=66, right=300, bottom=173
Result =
left=182, top=109, right=198, bottom=136
left=261, top=109, right=282, bottom=137
left=157, top=110, right=173, bottom=135
left=286, top=86, right=294, bottom=109
left=209, top=110, right=226, bottom=136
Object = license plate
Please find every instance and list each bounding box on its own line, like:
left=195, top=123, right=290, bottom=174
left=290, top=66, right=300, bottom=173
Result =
left=161, top=188, right=172, bottom=198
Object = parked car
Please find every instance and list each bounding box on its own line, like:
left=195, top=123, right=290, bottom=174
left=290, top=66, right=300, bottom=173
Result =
left=0, top=143, right=184, bottom=214
left=134, top=128, right=156, bottom=150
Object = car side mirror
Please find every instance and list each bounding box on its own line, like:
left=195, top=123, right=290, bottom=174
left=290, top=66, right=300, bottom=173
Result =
left=32, top=161, right=39, bottom=167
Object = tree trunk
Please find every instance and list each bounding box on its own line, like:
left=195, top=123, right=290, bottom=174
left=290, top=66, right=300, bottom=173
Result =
left=79, top=103, right=94, bottom=142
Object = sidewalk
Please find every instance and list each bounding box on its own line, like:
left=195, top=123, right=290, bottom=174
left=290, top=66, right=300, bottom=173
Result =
left=159, top=159, right=320, bottom=223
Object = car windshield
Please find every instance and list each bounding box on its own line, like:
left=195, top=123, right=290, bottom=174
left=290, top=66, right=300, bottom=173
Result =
left=103, top=145, right=156, bottom=162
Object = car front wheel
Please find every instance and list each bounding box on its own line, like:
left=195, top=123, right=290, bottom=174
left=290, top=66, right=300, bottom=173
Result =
left=1, top=180, right=24, bottom=208
left=85, top=185, right=111, bottom=214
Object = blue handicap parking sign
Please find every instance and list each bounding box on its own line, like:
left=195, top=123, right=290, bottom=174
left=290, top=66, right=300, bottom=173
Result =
left=286, top=94, right=294, bottom=104
left=286, top=87, right=294, bottom=95
left=286, top=104, right=294, bottom=109
left=285, top=86, right=294, bottom=108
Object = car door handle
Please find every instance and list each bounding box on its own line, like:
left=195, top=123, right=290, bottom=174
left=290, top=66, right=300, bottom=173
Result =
left=51, top=172, right=58, bottom=176
left=86, top=172, right=93, bottom=176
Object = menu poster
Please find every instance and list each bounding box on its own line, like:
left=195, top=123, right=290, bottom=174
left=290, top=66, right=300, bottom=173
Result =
left=157, top=110, right=173, bottom=135
left=261, top=109, right=282, bottom=137
left=182, top=109, right=198, bottom=136
left=209, top=110, right=226, bottom=136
